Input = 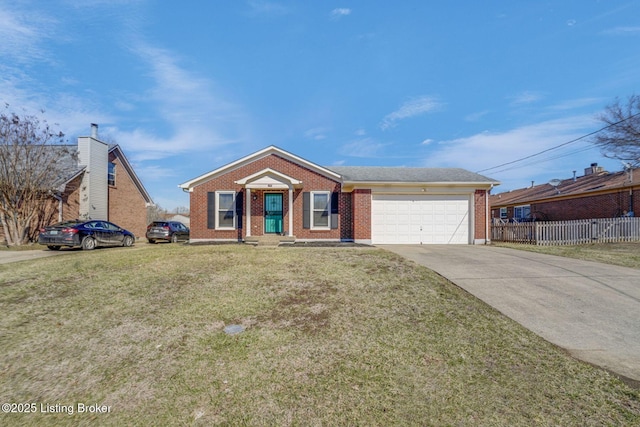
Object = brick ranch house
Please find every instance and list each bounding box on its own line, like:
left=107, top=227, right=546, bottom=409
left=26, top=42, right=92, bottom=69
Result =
left=490, top=162, right=640, bottom=222
left=179, top=146, right=499, bottom=245
left=1, top=124, right=153, bottom=242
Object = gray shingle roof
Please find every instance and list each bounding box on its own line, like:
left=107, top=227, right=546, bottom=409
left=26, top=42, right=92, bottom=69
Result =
left=50, top=145, right=84, bottom=188
left=491, top=167, right=640, bottom=206
left=327, top=166, right=499, bottom=184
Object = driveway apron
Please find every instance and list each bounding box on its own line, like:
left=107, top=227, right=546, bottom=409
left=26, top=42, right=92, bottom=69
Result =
left=380, top=244, right=640, bottom=383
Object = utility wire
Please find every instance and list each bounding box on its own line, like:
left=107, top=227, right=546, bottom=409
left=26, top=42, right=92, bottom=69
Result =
left=484, top=144, right=597, bottom=175
left=475, top=110, right=640, bottom=174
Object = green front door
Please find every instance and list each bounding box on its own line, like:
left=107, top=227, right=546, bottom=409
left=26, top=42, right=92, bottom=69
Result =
left=264, top=193, right=283, bottom=234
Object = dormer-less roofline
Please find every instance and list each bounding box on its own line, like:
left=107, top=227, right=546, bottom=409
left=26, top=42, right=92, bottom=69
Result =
left=179, top=146, right=341, bottom=191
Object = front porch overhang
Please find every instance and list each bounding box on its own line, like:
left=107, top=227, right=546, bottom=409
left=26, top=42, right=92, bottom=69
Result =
left=234, top=168, right=302, bottom=189
left=234, top=168, right=303, bottom=238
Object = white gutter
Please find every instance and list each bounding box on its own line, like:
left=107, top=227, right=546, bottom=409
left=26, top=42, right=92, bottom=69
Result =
left=51, top=191, right=63, bottom=222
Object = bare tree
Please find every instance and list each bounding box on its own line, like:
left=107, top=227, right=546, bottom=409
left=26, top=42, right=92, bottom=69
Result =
left=174, top=206, right=189, bottom=215
left=593, top=94, right=640, bottom=165
left=147, top=203, right=167, bottom=223
left=0, top=105, right=69, bottom=245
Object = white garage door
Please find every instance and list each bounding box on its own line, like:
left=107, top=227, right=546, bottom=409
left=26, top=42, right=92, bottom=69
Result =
left=371, top=194, right=470, bottom=244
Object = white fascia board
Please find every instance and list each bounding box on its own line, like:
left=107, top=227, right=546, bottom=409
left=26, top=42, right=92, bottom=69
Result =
left=341, top=181, right=498, bottom=192
left=179, top=145, right=340, bottom=190
left=109, top=145, right=154, bottom=203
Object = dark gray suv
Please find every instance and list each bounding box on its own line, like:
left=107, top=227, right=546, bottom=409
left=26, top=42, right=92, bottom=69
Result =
left=146, top=221, right=190, bottom=243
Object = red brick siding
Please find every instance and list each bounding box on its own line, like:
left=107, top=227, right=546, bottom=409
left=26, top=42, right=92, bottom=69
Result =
left=352, top=189, right=372, bottom=241
left=474, top=190, right=489, bottom=241
left=533, top=191, right=637, bottom=220
left=107, top=152, right=149, bottom=239
left=190, top=154, right=344, bottom=240
left=60, top=176, right=82, bottom=222
left=340, top=192, right=353, bottom=241
left=492, top=190, right=639, bottom=221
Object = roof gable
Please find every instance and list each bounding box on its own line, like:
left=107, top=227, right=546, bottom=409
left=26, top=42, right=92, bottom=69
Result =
left=235, top=168, right=303, bottom=189
left=109, top=145, right=154, bottom=204
left=179, top=146, right=341, bottom=190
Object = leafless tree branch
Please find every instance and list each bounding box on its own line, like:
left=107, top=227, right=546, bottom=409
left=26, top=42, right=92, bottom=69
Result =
left=0, top=105, right=69, bottom=245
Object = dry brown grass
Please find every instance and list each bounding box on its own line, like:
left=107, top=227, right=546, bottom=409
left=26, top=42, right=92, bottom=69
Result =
left=0, top=244, right=639, bottom=425
left=494, top=242, right=640, bottom=269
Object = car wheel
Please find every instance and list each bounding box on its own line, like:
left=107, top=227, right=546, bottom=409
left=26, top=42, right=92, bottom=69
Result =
left=123, top=236, right=134, bottom=247
left=148, top=239, right=156, bottom=244
left=47, top=245, right=61, bottom=251
left=81, top=236, right=96, bottom=250
left=171, top=234, right=178, bottom=243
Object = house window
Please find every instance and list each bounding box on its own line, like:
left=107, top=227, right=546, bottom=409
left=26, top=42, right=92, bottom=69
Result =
left=311, top=191, right=330, bottom=229
left=216, top=191, right=236, bottom=229
left=108, top=162, right=116, bottom=186
left=500, top=207, right=507, bottom=219
left=514, top=205, right=531, bottom=220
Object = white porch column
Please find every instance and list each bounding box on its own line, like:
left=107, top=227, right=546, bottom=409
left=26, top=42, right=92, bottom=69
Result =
left=246, top=188, right=251, bottom=237
left=288, top=186, right=293, bottom=237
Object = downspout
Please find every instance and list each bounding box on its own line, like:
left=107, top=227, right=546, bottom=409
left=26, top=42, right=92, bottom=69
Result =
left=486, top=185, right=493, bottom=244
left=50, top=191, right=63, bottom=222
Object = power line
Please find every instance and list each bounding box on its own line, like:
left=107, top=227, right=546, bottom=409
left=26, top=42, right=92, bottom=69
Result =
left=484, top=144, right=597, bottom=175
left=475, top=111, right=640, bottom=174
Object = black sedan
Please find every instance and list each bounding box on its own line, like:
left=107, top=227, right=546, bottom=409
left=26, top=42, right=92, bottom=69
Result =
left=38, top=220, right=135, bottom=250
left=146, top=221, right=190, bottom=243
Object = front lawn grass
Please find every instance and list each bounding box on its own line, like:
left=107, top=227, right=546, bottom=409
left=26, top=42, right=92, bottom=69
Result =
left=494, top=242, right=640, bottom=269
left=1, top=244, right=639, bottom=425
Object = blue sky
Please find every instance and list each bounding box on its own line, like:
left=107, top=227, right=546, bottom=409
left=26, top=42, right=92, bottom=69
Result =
left=2, top=1, right=639, bottom=210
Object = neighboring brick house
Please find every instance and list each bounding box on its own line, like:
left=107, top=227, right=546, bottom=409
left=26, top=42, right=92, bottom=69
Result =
left=179, top=146, right=499, bottom=244
left=3, top=124, right=153, bottom=242
left=490, top=162, right=640, bottom=222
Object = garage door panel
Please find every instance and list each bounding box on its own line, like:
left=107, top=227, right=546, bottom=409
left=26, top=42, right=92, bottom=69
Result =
left=371, top=194, right=469, bottom=244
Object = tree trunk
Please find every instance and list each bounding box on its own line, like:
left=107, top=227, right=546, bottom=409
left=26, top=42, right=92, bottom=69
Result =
left=0, top=212, right=29, bottom=246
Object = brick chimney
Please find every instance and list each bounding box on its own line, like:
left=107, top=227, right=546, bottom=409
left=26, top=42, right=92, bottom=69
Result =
left=584, top=162, right=604, bottom=176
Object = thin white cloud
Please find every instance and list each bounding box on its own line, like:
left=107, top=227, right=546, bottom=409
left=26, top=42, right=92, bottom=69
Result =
left=331, top=8, right=351, bottom=20
left=247, top=0, right=288, bottom=16
left=465, top=110, right=490, bottom=122
left=423, top=115, right=609, bottom=190
left=509, top=91, right=544, bottom=106
left=339, top=138, right=389, bottom=158
left=0, top=6, right=57, bottom=63
left=118, top=42, right=248, bottom=161
left=304, top=127, right=329, bottom=140
left=601, top=26, right=640, bottom=36
left=547, top=97, right=602, bottom=111
left=0, top=1, right=249, bottom=163
left=380, top=96, right=441, bottom=130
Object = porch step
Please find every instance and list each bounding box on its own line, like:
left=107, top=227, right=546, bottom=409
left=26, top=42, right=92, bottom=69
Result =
left=245, top=235, right=296, bottom=247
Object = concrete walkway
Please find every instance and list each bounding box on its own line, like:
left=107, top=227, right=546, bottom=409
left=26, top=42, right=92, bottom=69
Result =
left=381, top=244, right=640, bottom=384
left=0, top=248, right=68, bottom=264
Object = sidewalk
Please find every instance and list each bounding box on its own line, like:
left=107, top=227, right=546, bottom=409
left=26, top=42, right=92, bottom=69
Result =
left=0, top=249, right=67, bottom=264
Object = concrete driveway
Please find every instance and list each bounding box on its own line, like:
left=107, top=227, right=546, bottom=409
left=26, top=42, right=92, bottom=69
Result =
left=381, top=244, right=640, bottom=384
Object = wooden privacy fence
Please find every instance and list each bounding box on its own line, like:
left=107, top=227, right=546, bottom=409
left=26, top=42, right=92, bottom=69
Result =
left=492, top=217, right=640, bottom=245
